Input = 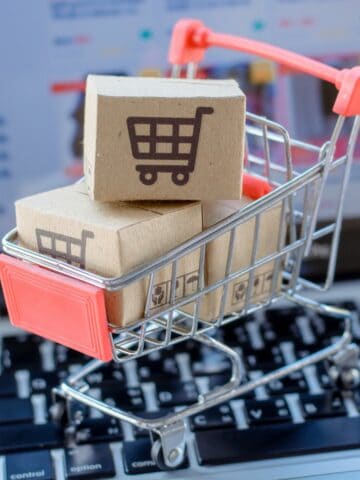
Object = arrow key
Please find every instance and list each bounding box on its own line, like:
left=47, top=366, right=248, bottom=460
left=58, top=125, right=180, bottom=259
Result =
left=245, top=398, right=291, bottom=426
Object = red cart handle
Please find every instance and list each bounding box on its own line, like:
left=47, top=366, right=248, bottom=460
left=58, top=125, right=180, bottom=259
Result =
left=168, top=19, right=360, bottom=117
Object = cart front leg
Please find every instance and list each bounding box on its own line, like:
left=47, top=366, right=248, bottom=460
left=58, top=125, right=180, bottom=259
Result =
left=150, top=420, right=186, bottom=470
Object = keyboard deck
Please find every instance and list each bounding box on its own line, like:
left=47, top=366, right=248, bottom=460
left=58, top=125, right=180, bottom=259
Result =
left=2, top=283, right=360, bottom=479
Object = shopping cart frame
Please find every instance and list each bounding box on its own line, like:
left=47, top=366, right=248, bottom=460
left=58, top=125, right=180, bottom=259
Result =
left=1, top=19, right=360, bottom=469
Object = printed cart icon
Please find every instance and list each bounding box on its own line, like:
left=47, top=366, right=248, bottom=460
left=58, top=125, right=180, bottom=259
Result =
left=127, top=106, right=213, bottom=186
left=35, top=228, right=94, bottom=269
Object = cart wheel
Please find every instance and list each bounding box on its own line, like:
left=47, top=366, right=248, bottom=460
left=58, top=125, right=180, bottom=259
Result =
left=151, top=439, right=184, bottom=471
left=139, top=170, right=158, bottom=185
left=172, top=171, right=189, bottom=186
left=328, top=363, right=360, bottom=390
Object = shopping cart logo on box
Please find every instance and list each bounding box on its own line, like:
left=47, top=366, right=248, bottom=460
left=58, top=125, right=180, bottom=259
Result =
left=127, top=106, right=213, bottom=186
left=35, top=228, right=94, bottom=269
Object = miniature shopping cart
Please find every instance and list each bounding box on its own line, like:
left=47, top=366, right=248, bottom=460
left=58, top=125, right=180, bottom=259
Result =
left=36, top=229, right=94, bottom=269
left=127, top=106, right=213, bottom=185
left=1, top=19, right=360, bottom=470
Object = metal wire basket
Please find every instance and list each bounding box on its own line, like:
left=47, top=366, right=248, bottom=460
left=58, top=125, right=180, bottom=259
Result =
left=0, top=19, right=359, bottom=470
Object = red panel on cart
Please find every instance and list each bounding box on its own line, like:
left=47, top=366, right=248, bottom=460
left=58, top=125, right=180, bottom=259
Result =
left=0, top=254, right=113, bottom=362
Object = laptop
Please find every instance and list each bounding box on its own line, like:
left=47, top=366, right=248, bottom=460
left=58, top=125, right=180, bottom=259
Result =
left=1, top=266, right=360, bottom=479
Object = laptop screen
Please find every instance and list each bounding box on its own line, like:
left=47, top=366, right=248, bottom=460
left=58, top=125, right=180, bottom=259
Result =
left=0, top=1, right=359, bottom=292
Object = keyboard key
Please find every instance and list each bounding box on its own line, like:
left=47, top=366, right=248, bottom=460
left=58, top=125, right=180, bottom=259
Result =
left=266, top=306, right=304, bottom=324
left=75, top=417, right=123, bottom=444
left=192, top=351, right=231, bottom=376
left=264, top=307, right=303, bottom=343
left=122, top=438, right=159, bottom=475
left=0, top=423, right=63, bottom=454
left=86, top=365, right=125, bottom=385
left=156, top=380, right=198, bottom=407
left=165, top=339, right=201, bottom=361
left=312, top=313, right=345, bottom=339
left=30, top=370, right=67, bottom=394
left=122, top=437, right=188, bottom=475
left=5, top=450, right=54, bottom=480
left=101, top=382, right=145, bottom=411
left=195, top=416, right=360, bottom=465
left=68, top=399, right=90, bottom=424
left=259, top=322, right=278, bottom=346
left=0, top=397, right=33, bottom=425
left=267, top=370, right=309, bottom=395
left=137, top=356, right=179, bottom=381
left=190, top=404, right=236, bottom=431
left=245, top=398, right=291, bottom=426
left=299, top=392, right=346, bottom=419
left=66, top=443, right=115, bottom=479
left=208, top=373, right=231, bottom=389
left=2, top=335, right=42, bottom=369
left=315, top=363, right=335, bottom=389
left=222, top=323, right=251, bottom=349
left=0, top=372, right=17, bottom=397
left=55, top=344, right=90, bottom=368
left=244, top=345, right=285, bottom=371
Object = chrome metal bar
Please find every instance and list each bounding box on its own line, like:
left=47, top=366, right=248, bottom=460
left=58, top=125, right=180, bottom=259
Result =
left=270, top=198, right=287, bottom=299
left=165, top=260, right=178, bottom=344
left=217, top=228, right=236, bottom=327
left=186, top=62, right=197, bottom=79
left=171, top=64, right=181, bottom=78
left=247, top=153, right=289, bottom=175
left=244, top=213, right=260, bottom=313
left=57, top=303, right=351, bottom=435
left=323, top=116, right=360, bottom=289
left=245, top=123, right=322, bottom=153
left=288, top=180, right=313, bottom=292
left=262, top=124, right=271, bottom=181
left=192, top=245, right=206, bottom=336
left=304, top=116, right=345, bottom=256
left=144, top=272, right=155, bottom=317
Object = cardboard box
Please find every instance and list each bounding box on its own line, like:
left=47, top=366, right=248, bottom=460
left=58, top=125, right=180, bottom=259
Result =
left=183, top=197, right=284, bottom=321
left=15, top=182, right=202, bottom=327
left=84, top=76, right=245, bottom=201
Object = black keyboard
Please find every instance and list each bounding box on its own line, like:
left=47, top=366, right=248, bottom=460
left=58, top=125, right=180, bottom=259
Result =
left=1, top=298, right=360, bottom=478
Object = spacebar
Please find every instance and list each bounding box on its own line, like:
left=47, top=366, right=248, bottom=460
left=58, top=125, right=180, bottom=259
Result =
left=195, top=417, right=360, bottom=466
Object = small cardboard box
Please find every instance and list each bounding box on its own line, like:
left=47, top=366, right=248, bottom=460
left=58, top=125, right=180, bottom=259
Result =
left=184, top=197, right=284, bottom=321
left=84, top=76, right=245, bottom=201
left=15, top=182, right=202, bottom=327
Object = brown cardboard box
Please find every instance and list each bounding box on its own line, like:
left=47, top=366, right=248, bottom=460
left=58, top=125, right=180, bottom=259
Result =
left=15, top=182, right=202, bottom=327
left=183, top=197, right=284, bottom=321
left=84, top=76, right=245, bottom=201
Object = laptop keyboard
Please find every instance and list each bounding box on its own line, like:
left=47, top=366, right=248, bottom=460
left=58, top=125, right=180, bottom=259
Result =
left=1, top=299, right=360, bottom=478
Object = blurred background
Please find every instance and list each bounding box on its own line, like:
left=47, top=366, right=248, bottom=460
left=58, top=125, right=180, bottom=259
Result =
left=0, top=0, right=359, bottom=277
